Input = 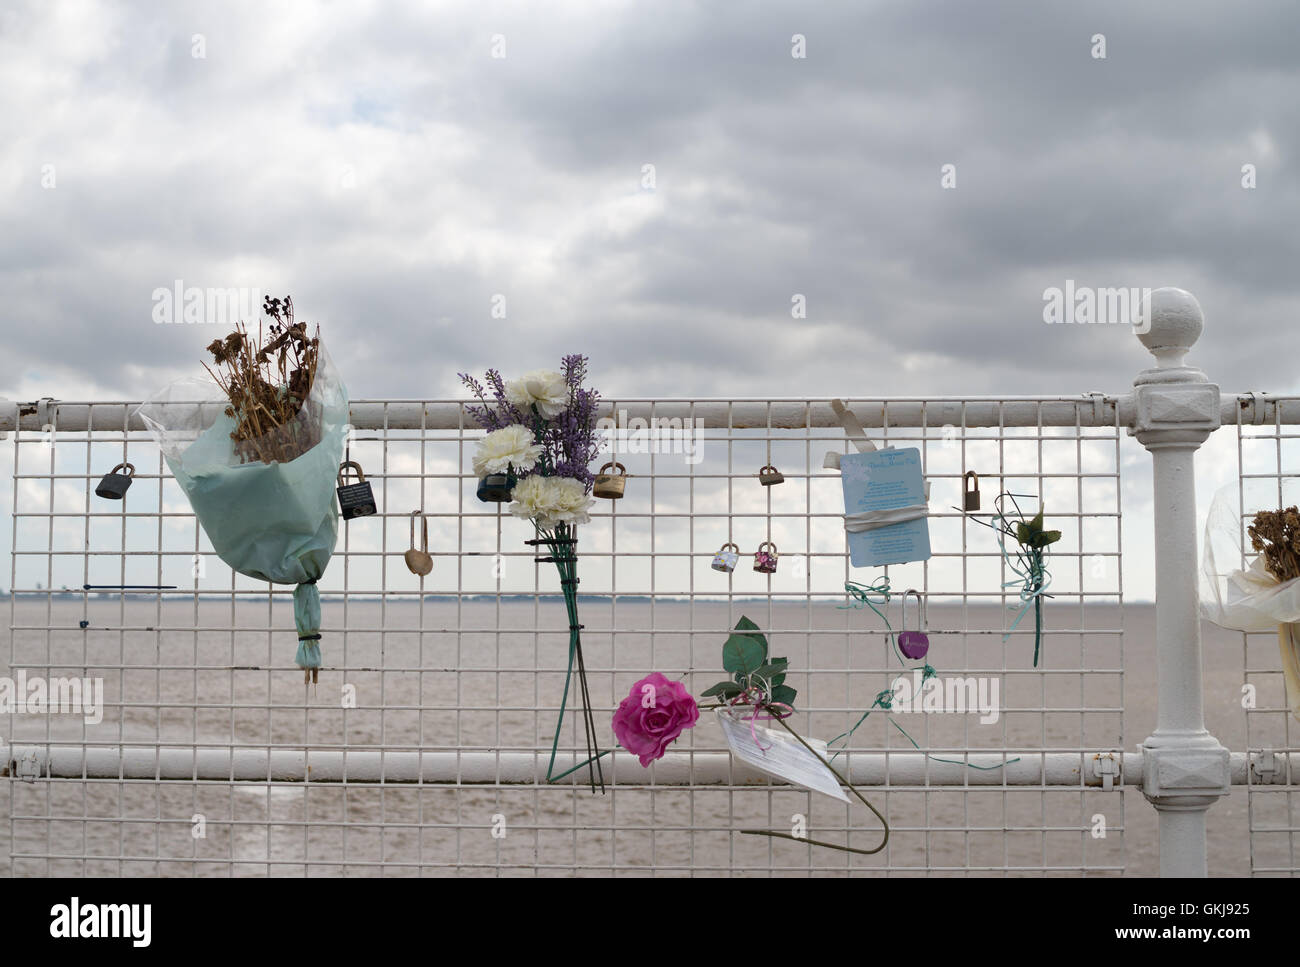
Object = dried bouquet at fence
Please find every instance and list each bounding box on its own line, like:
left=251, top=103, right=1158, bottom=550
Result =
left=202, top=295, right=322, bottom=464
left=1203, top=500, right=1300, bottom=722
left=1248, top=507, right=1300, bottom=583
left=136, top=292, right=348, bottom=686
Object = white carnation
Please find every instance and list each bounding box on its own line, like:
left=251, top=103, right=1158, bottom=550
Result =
left=508, top=474, right=593, bottom=528
left=505, top=370, right=569, bottom=419
left=473, top=424, right=542, bottom=477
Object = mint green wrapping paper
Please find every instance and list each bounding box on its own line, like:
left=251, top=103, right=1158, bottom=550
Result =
left=137, top=342, right=348, bottom=673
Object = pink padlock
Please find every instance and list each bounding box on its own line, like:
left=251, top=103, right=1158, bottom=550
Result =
left=897, top=588, right=930, bottom=660
left=753, top=541, right=778, bottom=574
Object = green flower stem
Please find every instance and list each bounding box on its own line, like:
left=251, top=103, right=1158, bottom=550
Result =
left=1033, top=556, right=1044, bottom=667
left=541, top=521, right=610, bottom=793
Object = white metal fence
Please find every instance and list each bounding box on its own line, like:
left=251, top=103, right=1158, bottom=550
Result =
left=1, top=289, right=1296, bottom=876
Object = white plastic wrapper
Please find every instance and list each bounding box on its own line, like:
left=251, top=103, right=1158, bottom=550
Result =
left=1201, top=483, right=1300, bottom=719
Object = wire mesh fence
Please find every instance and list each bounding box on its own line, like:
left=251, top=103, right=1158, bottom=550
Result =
left=0, top=394, right=1158, bottom=875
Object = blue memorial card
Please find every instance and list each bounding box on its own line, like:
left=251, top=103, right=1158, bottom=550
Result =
left=840, top=448, right=931, bottom=567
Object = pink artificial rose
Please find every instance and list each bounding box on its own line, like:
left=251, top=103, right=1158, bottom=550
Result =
left=612, top=672, right=700, bottom=767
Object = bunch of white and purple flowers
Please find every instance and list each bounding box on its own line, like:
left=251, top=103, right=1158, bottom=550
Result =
left=460, top=355, right=610, bottom=791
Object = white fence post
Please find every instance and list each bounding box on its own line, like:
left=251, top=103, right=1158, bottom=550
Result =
left=1127, top=287, right=1231, bottom=876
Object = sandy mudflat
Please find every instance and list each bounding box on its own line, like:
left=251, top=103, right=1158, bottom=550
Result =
left=0, top=598, right=1289, bottom=876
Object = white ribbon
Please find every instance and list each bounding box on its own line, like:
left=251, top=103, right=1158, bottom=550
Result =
left=823, top=399, right=876, bottom=469
left=844, top=503, right=929, bottom=533
left=825, top=395, right=934, bottom=538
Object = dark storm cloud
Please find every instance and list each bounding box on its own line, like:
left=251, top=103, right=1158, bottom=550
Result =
left=1, top=0, right=1298, bottom=404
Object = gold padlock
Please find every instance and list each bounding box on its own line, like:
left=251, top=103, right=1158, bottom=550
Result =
left=963, top=471, right=981, bottom=512
left=758, top=465, right=784, bottom=486
left=404, top=511, right=433, bottom=576
left=593, top=461, right=627, bottom=499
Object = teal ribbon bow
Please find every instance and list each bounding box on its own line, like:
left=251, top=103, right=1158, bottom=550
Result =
left=991, top=509, right=1053, bottom=666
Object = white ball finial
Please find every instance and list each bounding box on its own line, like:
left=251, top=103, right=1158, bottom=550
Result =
left=1136, top=287, right=1203, bottom=368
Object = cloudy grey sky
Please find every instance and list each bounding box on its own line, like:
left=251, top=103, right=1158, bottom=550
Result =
left=2, top=1, right=1298, bottom=600
left=3, top=0, right=1297, bottom=401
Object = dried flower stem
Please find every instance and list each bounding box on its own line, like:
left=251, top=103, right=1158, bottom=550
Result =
left=1250, top=507, right=1300, bottom=583
left=203, top=295, right=322, bottom=464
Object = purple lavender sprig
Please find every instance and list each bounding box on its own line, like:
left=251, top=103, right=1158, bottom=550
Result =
left=460, top=355, right=603, bottom=492
left=542, top=355, right=602, bottom=490
left=459, top=368, right=530, bottom=430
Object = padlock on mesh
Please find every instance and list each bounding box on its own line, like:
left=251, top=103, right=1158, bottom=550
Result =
left=593, top=462, right=627, bottom=499
left=336, top=461, right=377, bottom=520
left=477, top=469, right=517, bottom=503
left=95, top=463, right=135, bottom=500
left=404, top=511, right=433, bottom=576
left=711, top=542, right=740, bottom=573
left=963, top=471, right=981, bottom=512
left=898, top=588, right=930, bottom=660
left=753, top=541, right=779, bottom=573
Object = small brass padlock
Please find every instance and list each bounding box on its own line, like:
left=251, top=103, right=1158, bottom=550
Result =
left=477, top=469, right=517, bottom=503
left=337, top=461, right=378, bottom=520
left=593, top=461, right=627, bottom=499
left=95, top=463, right=135, bottom=500
left=404, top=511, right=433, bottom=576
left=898, top=588, right=930, bottom=660
left=711, top=542, right=740, bottom=573
left=963, top=471, right=981, bottom=512
left=753, top=541, right=778, bottom=573
left=758, top=465, right=784, bottom=486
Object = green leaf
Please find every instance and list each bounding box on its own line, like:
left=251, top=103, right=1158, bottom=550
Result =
left=751, top=658, right=788, bottom=677
left=1015, top=522, right=1032, bottom=545
left=770, top=684, right=798, bottom=709
left=1039, top=529, right=1062, bottom=546
left=722, top=634, right=766, bottom=676
left=1029, top=509, right=1045, bottom=532
left=722, top=615, right=769, bottom=676
left=700, top=681, right=744, bottom=699
left=731, top=615, right=768, bottom=655
left=751, top=658, right=788, bottom=688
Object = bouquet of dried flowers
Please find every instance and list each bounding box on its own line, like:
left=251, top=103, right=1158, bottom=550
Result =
left=138, top=295, right=349, bottom=685
left=1203, top=493, right=1300, bottom=721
